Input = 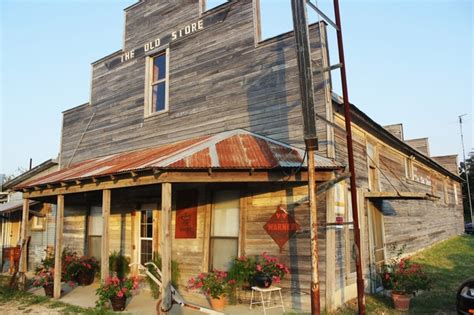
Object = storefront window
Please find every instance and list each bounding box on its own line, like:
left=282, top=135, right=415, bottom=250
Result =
left=210, top=190, right=240, bottom=270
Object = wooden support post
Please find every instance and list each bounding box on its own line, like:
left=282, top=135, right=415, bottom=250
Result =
left=19, top=199, right=29, bottom=273
left=18, top=198, right=30, bottom=289
left=160, top=183, right=172, bottom=313
left=54, top=194, right=64, bottom=299
left=101, top=189, right=111, bottom=281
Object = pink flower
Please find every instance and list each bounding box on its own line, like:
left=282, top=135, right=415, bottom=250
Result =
left=117, top=290, right=124, bottom=298
left=122, top=287, right=128, bottom=294
left=228, top=279, right=236, bottom=285
left=272, top=276, right=281, bottom=283
left=256, top=264, right=263, bottom=272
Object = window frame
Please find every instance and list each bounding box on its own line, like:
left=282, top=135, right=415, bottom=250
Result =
left=144, top=48, right=170, bottom=117
left=138, top=209, right=154, bottom=265
left=30, top=216, right=46, bottom=231
left=209, top=190, right=240, bottom=271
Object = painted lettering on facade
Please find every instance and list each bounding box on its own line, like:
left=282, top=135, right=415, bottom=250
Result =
left=120, top=20, right=203, bottom=63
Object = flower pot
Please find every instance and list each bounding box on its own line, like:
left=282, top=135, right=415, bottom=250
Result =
left=253, top=273, right=272, bottom=288
left=392, top=292, right=412, bottom=311
left=209, top=295, right=227, bottom=311
left=43, top=284, right=54, bottom=297
left=110, top=295, right=127, bottom=311
left=75, top=270, right=95, bottom=286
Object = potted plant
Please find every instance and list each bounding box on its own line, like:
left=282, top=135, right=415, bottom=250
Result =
left=188, top=270, right=236, bottom=311
left=228, top=253, right=290, bottom=289
left=32, top=267, right=55, bottom=297
left=67, top=256, right=99, bottom=286
left=96, top=276, right=139, bottom=311
left=391, top=257, right=431, bottom=311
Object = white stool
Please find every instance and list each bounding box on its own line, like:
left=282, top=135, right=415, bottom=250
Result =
left=249, top=286, right=285, bottom=314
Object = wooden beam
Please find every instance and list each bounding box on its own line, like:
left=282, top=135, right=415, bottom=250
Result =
left=160, top=183, right=172, bottom=313
left=364, top=191, right=439, bottom=200
left=101, top=189, right=111, bottom=280
left=23, top=170, right=336, bottom=198
left=19, top=199, right=29, bottom=274
left=325, top=178, right=336, bottom=312
left=54, top=194, right=64, bottom=299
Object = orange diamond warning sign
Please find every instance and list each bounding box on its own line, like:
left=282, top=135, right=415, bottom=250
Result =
left=263, top=205, right=301, bottom=252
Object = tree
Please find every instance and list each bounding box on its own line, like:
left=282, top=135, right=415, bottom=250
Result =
left=460, top=150, right=474, bottom=223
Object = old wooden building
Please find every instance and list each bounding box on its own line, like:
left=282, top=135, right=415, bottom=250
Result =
left=14, top=0, right=463, bottom=312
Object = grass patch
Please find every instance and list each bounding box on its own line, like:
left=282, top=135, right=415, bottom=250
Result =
left=335, top=235, right=474, bottom=314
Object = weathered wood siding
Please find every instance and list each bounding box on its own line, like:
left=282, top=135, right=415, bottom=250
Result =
left=332, top=111, right=464, bottom=292
left=244, top=182, right=327, bottom=311
left=59, top=0, right=332, bottom=166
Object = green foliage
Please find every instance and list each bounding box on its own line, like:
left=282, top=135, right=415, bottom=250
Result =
left=187, top=270, right=236, bottom=299
left=146, top=252, right=180, bottom=299
left=66, top=256, right=100, bottom=280
left=227, top=252, right=290, bottom=286
left=109, top=251, right=130, bottom=279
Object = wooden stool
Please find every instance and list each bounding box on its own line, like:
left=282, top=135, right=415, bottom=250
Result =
left=249, top=286, right=285, bottom=314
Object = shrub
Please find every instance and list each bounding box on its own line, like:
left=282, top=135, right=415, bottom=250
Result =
left=95, top=276, right=139, bottom=308
left=109, top=251, right=130, bottom=279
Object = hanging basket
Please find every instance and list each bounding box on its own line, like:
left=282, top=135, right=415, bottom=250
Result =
left=75, top=271, right=95, bottom=286
left=110, top=295, right=127, bottom=311
left=253, top=273, right=272, bottom=288
left=43, top=283, right=54, bottom=297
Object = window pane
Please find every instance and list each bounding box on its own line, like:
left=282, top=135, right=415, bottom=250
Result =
left=152, top=82, right=166, bottom=112
left=211, top=238, right=238, bottom=271
left=212, top=191, right=240, bottom=237
left=153, top=54, right=166, bottom=82
left=89, top=207, right=103, bottom=236
left=140, top=239, right=153, bottom=264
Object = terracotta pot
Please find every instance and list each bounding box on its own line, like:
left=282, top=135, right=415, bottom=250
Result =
left=209, top=295, right=227, bottom=311
left=253, top=273, right=272, bottom=288
left=392, top=292, right=412, bottom=311
left=75, top=270, right=95, bottom=286
left=110, top=295, right=127, bottom=311
left=43, top=283, right=54, bottom=297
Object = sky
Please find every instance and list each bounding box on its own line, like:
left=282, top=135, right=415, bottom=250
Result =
left=1, top=0, right=472, bottom=176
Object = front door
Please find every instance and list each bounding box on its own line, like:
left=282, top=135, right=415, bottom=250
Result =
left=138, top=209, right=153, bottom=265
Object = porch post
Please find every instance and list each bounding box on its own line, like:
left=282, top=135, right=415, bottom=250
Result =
left=160, top=183, right=172, bottom=313
left=54, top=194, right=64, bottom=299
left=101, top=189, right=111, bottom=280
left=18, top=198, right=30, bottom=289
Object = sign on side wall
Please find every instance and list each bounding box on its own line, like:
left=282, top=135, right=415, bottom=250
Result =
left=263, top=205, right=300, bottom=253
left=175, top=189, right=198, bottom=239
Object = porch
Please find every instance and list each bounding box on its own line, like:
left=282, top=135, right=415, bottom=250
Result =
left=16, top=130, right=342, bottom=312
left=28, top=277, right=292, bottom=314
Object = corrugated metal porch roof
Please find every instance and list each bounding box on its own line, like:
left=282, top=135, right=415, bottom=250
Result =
left=18, top=129, right=342, bottom=189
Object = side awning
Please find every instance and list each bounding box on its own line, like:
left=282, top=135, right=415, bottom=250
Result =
left=0, top=200, right=43, bottom=218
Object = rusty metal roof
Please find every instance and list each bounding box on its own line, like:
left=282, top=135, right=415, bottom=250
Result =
left=19, top=130, right=341, bottom=188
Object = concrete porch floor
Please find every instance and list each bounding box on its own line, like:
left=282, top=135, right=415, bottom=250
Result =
left=28, top=282, right=289, bottom=314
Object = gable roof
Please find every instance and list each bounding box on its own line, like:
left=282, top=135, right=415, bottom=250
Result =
left=17, top=129, right=341, bottom=189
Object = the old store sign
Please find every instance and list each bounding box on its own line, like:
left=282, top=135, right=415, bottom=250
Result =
left=105, top=9, right=230, bottom=70
left=264, top=205, right=300, bottom=252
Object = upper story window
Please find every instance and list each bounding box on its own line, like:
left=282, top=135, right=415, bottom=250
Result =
left=144, top=49, right=169, bottom=116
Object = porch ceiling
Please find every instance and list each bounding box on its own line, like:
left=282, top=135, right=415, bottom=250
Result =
left=17, top=129, right=342, bottom=198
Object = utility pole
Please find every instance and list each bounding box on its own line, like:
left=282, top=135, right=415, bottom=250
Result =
left=291, top=0, right=320, bottom=313
left=333, top=0, right=366, bottom=314
left=459, top=114, right=473, bottom=223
